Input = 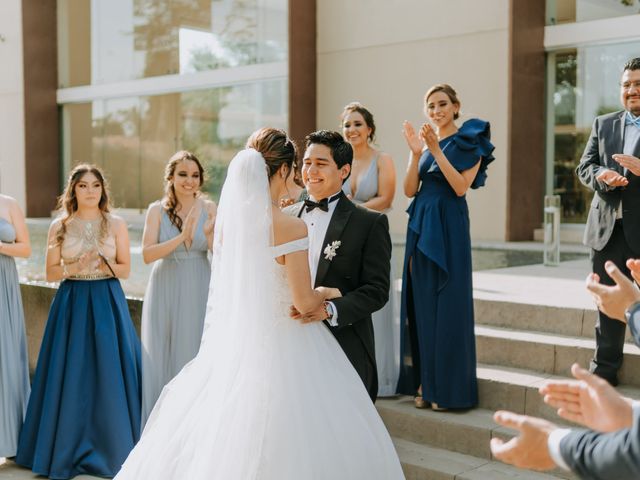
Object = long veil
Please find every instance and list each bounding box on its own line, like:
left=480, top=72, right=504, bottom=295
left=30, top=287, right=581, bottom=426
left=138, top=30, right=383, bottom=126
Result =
left=118, top=148, right=281, bottom=479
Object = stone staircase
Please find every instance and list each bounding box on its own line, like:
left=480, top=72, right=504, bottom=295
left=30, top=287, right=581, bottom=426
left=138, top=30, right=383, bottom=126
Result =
left=378, top=260, right=640, bottom=479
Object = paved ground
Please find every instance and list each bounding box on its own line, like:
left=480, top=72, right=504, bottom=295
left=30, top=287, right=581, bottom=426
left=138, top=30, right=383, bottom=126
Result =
left=473, top=258, right=592, bottom=309
left=0, top=458, right=100, bottom=479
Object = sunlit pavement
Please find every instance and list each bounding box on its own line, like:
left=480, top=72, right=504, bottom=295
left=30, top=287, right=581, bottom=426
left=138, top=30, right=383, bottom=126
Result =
left=0, top=459, right=102, bottom=479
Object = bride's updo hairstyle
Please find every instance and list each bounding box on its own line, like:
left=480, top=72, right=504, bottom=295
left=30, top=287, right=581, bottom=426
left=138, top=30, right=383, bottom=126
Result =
left=245, top=127, right=298, bottom=181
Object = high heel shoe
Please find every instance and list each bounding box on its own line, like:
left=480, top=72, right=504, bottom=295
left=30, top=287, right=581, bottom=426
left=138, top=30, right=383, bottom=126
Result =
left=431, top=402, right=447, bottom=411
left=414, top=396, right=428, bottom=409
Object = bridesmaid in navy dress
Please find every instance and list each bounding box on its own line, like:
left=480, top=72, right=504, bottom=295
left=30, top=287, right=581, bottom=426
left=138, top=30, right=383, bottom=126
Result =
left=0, top=194, right=31, bottom=459
left=16, top=164, right=141, bottom=479
left=397, top=84, right=494, bottom=410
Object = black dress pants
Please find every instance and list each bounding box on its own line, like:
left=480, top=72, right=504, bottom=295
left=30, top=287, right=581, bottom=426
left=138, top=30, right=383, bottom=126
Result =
left=590, top=221, right=640, bottom=386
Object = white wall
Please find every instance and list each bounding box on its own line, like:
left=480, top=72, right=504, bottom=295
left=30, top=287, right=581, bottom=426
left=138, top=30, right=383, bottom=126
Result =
left=317, top=0, right=510, bottom=241
left=0, top=0, right=26, bottom=210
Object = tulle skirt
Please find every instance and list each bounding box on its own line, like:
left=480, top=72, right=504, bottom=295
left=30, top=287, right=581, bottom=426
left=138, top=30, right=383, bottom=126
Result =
left=16, top=278, right=141, bottom=479
left=115, top=315, right=405, bottom=479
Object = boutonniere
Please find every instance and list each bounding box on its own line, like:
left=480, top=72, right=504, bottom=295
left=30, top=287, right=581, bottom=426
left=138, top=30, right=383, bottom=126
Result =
left=323, top=240, right=341, bottom=261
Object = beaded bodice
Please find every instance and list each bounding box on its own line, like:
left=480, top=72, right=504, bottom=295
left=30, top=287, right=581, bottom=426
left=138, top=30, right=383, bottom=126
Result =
left=60, top=215, right=117, bottom=277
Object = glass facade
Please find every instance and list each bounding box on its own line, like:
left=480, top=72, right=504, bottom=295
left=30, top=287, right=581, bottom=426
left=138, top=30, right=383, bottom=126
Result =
left=62, top=81, right=287, bottom=208
left=58, top=0, right=288, bottom=87
left=58, top=0, right=288, bottom=209
left=547, top=42, right=640, bottom=222
left=546, top=0, right=640, bottom=25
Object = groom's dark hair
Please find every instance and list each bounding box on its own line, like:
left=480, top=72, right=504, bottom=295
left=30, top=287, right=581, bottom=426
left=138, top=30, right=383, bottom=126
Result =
left=305, top=130, right=353, bottom=170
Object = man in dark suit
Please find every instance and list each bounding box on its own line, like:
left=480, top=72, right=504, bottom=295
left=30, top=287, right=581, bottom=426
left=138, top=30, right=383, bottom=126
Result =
left=576, top=57, right=640, bottom=386
left=489, top=259, right=640, bottom=479
left=289, top=130, right=391, bottom=402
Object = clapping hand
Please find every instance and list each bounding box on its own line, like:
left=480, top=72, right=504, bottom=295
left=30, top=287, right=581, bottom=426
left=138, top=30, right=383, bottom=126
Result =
left=78, top=250, right=100, bottom=271
left=420, top=123, right=440, bottom=152
left=585, top=260, right=640, bottom=322
left=181, top=205, right=199, bottom=248
left=629, top=258, right=640, bottom=284
left=279, top=198, right=296, bottom=208
left=540, top=363, right=633, bottom=432
left=490, top=411, right=558, bottom=471
left=203, top=209, right=215, bottom=237
left=613, top=154, right=640, bottom=176
left=596, top=168, right=628, bottom=187
left=402, top=121, right=425, bottom=156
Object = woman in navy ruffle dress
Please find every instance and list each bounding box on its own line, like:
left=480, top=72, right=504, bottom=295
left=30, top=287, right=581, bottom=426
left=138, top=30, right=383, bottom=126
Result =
left=397, top=84, right=495, bottom=410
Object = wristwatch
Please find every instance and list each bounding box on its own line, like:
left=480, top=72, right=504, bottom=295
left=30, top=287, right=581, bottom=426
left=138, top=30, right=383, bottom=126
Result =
left=323, top=301, right=334, bottom=321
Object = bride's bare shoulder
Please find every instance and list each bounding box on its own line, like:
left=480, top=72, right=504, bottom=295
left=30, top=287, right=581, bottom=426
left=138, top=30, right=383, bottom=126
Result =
left=273, top=209, right=307, bottom=246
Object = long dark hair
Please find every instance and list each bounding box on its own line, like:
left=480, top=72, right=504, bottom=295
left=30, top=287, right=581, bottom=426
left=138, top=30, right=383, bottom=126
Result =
left=162, top=150, right=205, bottom=231
left=53, top=164, right=111, bottom=246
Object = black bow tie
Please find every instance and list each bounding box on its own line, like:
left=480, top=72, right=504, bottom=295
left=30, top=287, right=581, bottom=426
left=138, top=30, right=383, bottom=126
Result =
left=304, top=192, right=341, bottom=213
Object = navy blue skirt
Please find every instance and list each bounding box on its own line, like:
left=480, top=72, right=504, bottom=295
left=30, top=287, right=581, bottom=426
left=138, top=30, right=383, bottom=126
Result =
left=16, top=278, right=141, bottom=479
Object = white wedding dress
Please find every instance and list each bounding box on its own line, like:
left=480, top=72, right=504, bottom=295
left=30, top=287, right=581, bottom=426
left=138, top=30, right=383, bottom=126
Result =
left=114, top=149, right=405, bottom=479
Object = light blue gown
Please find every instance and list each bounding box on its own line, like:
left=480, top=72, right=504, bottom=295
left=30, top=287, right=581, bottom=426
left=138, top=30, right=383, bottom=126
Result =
left=0, top=218, right=30, bottom=457
left=141, top=207, right=211, bottom=426
left=343, top=154, right=399, bottom=397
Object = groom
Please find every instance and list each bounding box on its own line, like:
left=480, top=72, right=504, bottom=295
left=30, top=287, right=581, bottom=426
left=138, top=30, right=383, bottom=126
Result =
left=290, top=130, right=392, bottom=402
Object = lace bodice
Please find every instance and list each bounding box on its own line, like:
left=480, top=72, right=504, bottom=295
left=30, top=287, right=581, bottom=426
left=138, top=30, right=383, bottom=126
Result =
left=60, top=215, right=117, bottom=278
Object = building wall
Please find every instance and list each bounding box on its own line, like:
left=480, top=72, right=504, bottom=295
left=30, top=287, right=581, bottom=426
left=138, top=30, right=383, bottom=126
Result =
left=316, top=0, right=510, bottom=241
left=0, top=0, right=26, bottom=209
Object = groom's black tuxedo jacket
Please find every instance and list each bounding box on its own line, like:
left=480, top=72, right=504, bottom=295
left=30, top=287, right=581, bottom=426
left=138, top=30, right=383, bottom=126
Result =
left=297, top=195, right=392, bottom=401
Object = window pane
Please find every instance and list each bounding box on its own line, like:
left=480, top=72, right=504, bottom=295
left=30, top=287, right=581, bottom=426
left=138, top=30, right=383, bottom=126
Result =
left=61, top=79, right=287, bottom=208
left=548, top=43, right=639, bottom=223
left=547, top=0, right=639, bottom=25
left=58, top=0, right=288, bottom=87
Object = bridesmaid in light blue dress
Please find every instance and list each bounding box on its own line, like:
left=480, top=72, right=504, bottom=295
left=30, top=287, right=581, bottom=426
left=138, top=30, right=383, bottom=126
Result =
left=341, top=102, right=398, bottom=397
left=141, top=151, right=216, bottom=426
left=0, top=194, right=31, bottom=458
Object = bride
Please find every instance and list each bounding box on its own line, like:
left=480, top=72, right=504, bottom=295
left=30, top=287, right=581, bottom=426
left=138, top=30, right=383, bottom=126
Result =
left=114, top=128, right=405, bottom=479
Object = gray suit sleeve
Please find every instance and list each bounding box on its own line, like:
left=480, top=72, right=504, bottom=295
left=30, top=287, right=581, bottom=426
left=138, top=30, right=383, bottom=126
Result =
left=575, top=117, right=615, bottom=193
left=559, top=406, right=640, bottom=480
left=626, top=303, right=640, bottom=347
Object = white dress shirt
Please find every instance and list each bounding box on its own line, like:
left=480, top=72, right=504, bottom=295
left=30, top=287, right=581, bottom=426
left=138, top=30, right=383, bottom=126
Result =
left=300, top=191, right=342, bottom=326
left=616, top=112, right=640, bottom=218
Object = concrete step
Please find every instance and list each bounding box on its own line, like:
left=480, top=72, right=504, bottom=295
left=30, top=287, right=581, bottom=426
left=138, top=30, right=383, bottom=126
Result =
left=477, top=363, right=640, bottom=423
left=475, top=298, right=635, bottom=344
left=475, top=325, right=640, bottom=386
left=377, top=397, right=511, bottom=459
left=394, top=437, right=570, bottom=479
left=377, top=398, right=574, bottom=478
